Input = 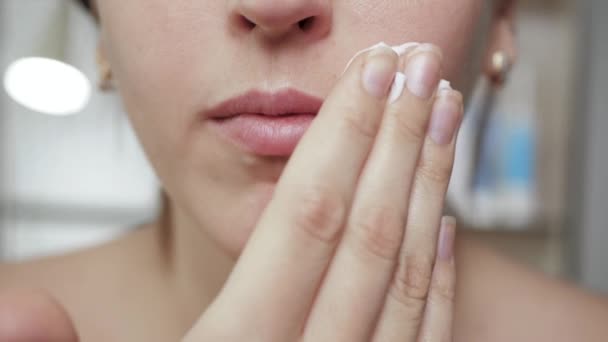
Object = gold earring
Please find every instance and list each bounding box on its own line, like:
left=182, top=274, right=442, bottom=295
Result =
left=489, top=51, right=512, bottom=86
left=96, top=50, right=114, bottom=91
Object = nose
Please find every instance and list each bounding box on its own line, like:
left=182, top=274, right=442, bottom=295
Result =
left=231, top=0, right=332, bottom=40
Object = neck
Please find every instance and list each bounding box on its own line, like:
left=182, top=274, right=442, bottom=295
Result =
left=156, top=200, right=236, bottom=331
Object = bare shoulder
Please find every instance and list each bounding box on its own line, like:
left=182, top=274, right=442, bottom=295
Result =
left=0, top=225, right=177, bottom=342
left=0, top=251, right=77, bottom=289
left=454, top=234, right=608, bottom=342
left=0, top=246, right=103, bottom=341
left=0, top=226, right=153, bottom=299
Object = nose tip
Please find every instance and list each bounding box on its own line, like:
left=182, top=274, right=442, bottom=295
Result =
left=233, top=0, right=331, bottom=40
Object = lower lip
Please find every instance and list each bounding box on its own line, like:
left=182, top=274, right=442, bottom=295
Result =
left=209, top=113, right=316, bottom=157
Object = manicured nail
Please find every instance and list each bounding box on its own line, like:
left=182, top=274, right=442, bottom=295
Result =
left=362, top=45, right=397, bottom=98
left=438, top=216, right=457, bottom=260
left=405, top=44, right=442, bottom=99
left=428, top=90, right=462, bottom=145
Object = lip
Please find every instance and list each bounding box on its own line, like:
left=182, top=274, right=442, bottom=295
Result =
left=205, top=89, right=323, bottom=157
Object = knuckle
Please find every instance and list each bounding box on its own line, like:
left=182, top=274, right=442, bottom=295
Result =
left=349, top=204, right=405, bottom=260
left=291, top=185, right=347, bottom=244
left=431, top=279, right=456, bottom=305
left=430, top=269, right=456, bottom=304
left=410, top=177, right=444, bottom=207
left=391, top=254, right=435, bottom=303
left=339, top=103, right=380, bottom=142
left=390, top=109, right=428, bottom=144
left=416, top=156, right=453, bottom=185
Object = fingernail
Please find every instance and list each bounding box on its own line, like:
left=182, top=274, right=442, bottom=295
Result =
left=362, top=45, right=397, bottom=98
left=428, top=90, right=462, bottom=145
left=438, top=216, right=457, bottom=260
left=391, top=42, right=420, bottom=56
left=344, top=41, right=389, bottom=74
left=405, top=43, right=443, bottom=60
left=405, top=44, right=442, bottom=99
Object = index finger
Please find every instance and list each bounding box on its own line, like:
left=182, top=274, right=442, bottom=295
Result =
left=197, top=44, right=399, bottom=340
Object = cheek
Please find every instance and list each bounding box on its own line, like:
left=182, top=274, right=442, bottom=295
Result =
left=103, top=0, right=482, bottom=105
left=338, top=0, right=482, bottom=80
left=98, top=1, right=224, bottom=174
left=101, top=0, right=482, bottom=139
left=96, top=0, right=484, bottom=254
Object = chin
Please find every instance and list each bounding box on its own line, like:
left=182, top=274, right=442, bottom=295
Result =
left=214, top=209, right=264, bottom=259
left=202, top=182, right=277, bottom=259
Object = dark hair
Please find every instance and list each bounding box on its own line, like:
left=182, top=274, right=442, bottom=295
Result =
left=77, top=0, right=98, bottom=21
left=78, top=0, right=91, bottom=11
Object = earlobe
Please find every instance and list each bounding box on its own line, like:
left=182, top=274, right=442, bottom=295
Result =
left=483, top=0, right=518, bottom=86
left=96, top=38, right=114, bottom=91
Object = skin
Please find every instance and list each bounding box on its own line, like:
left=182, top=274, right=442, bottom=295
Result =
left=2, top=0, right=608, bottom=341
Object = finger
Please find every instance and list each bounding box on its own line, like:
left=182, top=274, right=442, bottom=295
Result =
left=418, top=217, right=457, bottom=342
left=301, top=44, right=444, bottom=342
left=0, top=289, right=79, bottom=342
left=190, top=44, right=399, bottom=341
left=372, top=88, right=463, bottom=341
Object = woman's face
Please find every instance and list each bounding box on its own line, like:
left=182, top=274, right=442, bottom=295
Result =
left=95, top=0, right=491, bottom=256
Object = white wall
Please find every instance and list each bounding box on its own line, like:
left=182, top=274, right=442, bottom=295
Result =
left=0, top=0, right=160, bottom=260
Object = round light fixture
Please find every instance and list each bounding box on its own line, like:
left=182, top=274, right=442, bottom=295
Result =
left=3, top=57, right=91, bottom=116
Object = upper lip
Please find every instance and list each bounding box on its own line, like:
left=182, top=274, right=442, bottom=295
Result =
left=205, top=88, right=324, bottom=119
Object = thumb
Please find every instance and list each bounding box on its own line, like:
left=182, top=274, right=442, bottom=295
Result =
left=0, top=289, right=79, bottom=342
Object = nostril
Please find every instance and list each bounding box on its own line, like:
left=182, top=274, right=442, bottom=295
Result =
left=238, top=15, right=256, bottom=30
left=298, top=17, right=316, bottom=31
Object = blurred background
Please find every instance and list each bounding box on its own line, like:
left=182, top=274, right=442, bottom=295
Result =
left=1, top=0, right=607, bottom=292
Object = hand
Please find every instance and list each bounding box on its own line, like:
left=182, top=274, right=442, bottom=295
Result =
left=185, top=42, right=463, bottom=342
left=0, top=289, right=79, bottom=342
